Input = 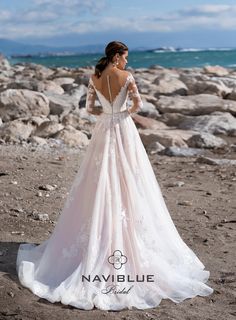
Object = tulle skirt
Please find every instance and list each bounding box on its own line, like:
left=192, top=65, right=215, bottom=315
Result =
left=16, top=109, right=214, bottom=310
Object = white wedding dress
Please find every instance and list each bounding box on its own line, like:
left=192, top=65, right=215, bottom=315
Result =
left=16, top=71, right=214, bottom=311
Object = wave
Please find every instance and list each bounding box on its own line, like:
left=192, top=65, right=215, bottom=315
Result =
left=151, top=47, right=236, bottom=53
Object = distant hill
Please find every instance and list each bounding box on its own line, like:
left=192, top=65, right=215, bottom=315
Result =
left=0, top=38, right=107, bottom=57
left=0, top=38, right=149, bottom=57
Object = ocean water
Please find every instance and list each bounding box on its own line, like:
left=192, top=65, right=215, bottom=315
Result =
left=9, top=48, right=236, bottom=69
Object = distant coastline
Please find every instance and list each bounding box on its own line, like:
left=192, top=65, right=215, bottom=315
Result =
left=7, top=48, right=236, bottom=69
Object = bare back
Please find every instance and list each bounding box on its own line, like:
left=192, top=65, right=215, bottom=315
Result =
left=91, top=69, right=130, bottom=105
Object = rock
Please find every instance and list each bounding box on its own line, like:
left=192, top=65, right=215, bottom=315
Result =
left=226, top=90, right=236, bottom=101
left=53, top=77, right=75, bottom=86
left=165, top=181, right=185, bottom=187
left=160, top=146, right=203, bottom=157
left=195, top=156, right=236, bottom=166
left=53, top=125, right=89, bottom=147
left=45, top=85, right=86, bottom=116
left=0, top=54, right=11, bottom=70
left=28, top=136, right=48, bottom=145
left=61, top=113, right=82, bottom=129
left=39, top=184, right=56, bottom=191
left=203, top=65, right=229, bottom=77
left=0, top=89, right=50, bottom=121
left=177, top=112, right=236, bottom=135
left=23, top=63, right=54, bottom=80
left=53, top=77, right=75, bottom=92
left=30, top=115, right=49, bottom=127
left=187, top=133, right=227, bottom=149
left=132, top=114, right=168, bottom=130
left=153, top=74, right=188, bottom=96
left=48, top=114, right=59, bottom=122
left=137, top=100, right=160, bottom=119
left=146, top=141, right=165, bottom=154
left=177, top=200, right=192, bottom=206
left=5, top=79, right=39, bottom=91
left=193, top=80, right=231, bottom=97
left=156, top=94, right=236, bottom=116
left=139, top=128, right=196, bottom=148
left=35, top=213, right=49, bottom=221
left=34, top=120, right=64, bottom=138
left=0, top=119, right=34, bottom=142
left=37, top=80, right=64, bottom=95
left=179, top=73, right=232, bottom=97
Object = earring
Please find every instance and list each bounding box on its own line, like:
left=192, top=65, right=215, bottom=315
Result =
left=112, top=59, right=119, bottom=67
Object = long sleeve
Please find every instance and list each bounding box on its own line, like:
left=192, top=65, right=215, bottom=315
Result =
left=127, top=73, right=143, bottom=113
left=85, top=77, right=96, bottom=114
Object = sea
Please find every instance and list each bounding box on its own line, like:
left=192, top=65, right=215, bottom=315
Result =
left=8, top=48, right=236, bottom=70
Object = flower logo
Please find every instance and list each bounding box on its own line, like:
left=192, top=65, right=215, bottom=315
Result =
left=108, top=250, right=127, bottom=270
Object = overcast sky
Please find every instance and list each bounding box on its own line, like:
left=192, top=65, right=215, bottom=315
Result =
left=0, top=0, right=236, bottom=48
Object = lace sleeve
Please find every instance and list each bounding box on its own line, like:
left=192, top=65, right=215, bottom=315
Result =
left=127, top=73, right=143, bottom=113
left=85, top=77, right=96, bottom=113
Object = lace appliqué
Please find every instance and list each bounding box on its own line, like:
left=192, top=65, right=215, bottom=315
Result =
left=85, top=78, right=96, bottom=113
left=127, top=73, right=143, bottom=113
left=62, top=167, right=85, bottom=211
left=135, top=214, right=158, bottom=254
left=133, top=164, right=145, bottom=198
left=120, top=205, right=130, bottom=228
left=98, top=110, right=130, bottom=132
left=62, top=216, right=92, bottom=258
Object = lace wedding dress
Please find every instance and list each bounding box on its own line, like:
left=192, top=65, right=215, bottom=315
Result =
left=16, top=71, right=214, bottom=311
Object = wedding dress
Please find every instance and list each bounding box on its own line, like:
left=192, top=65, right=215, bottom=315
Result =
left=16, top=71, right=214, bottom=311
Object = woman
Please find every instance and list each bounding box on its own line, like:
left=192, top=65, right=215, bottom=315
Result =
left=16, top=41, right=214, bottom=311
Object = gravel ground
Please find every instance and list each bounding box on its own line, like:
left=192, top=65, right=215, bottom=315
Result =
left=0, top=142, right=235, bottom=320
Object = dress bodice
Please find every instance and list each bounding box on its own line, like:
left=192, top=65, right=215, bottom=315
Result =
left=85, top=72, right=143, bottom=114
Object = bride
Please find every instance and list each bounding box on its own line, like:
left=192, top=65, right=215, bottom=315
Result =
left=16, top=40, right=214, bottom=311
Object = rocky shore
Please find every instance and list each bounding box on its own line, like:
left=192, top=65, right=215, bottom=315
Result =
left=0, top=53, right=236, bottom=319
left=0, top=54, right=235, bottom=162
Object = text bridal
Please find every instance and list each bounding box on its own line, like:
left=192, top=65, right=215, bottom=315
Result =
left=82, top=274, right=155, bottom=282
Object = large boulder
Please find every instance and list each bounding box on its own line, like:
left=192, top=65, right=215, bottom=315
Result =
left=179, top=74, right=231, bottom=97
left=156, top=94, right=236, bottom=116
left=21, top=63, right=54, bottom=80
left=177, top=112, right=236, bottom=135
left=0, top=89, right=50, bottom=122
left=0, top=119, right=34, bottom=142
left=153, top=74, right=188, bottom=96
left=34, top=120, right=64, bottom=138
left=132, top=114, right=167, bottom=130
left=46, top=85, right=87, bottom=116
left=139, top=128, right=197, bottom=148
left=53, top=125, right=89, bottom=147
left=203, top=65, right=229, bottom=77
left=187, top=132, right=227, bottom=149
left=37, top=80, right=64, bottom=95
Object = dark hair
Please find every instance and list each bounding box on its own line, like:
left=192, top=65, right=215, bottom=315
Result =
left=94, top=41, right=128, bottom=78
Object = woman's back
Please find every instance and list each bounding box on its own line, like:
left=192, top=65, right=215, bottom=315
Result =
left=91, top=69, right=130, bottom=104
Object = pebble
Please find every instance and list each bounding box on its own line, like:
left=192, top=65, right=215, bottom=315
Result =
left=165, top=181, right=185, bottom=187
left=36, top=213, right=49, bottom=221
left=39, top=184, right=57, bottom=191
left=177, top=200, right=193, bottom=206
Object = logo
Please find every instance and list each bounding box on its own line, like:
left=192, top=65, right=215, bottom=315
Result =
left=108, top=250, right=127, bottom=270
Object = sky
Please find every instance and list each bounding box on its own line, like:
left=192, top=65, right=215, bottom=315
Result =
left=0, top=0, right=236, bottom=49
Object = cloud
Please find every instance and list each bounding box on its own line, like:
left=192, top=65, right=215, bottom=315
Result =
left=1, top=2, right=236, bottom=40
left=33, top=0, right=106, bottom=15
left=0, top=10, right=12, bottom=22
left=181, top=4, right=234, bottom=15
